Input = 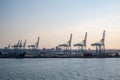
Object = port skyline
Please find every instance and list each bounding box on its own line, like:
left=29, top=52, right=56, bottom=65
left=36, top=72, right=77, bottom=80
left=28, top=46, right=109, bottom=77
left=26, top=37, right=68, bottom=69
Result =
left=0, top=0, right=120, bottom=49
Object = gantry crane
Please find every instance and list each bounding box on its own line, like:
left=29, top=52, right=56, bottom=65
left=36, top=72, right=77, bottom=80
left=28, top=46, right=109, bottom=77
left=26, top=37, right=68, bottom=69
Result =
left=59, top=34, right=72, bottom=54
left=11, top=40, right=22, bottom=49
left=91, top=30, right=105, bottom=53
left=74, top=32, right=87, bottom=54
left=23, top=40, right=27, bottom=48
left=28, top=37, right=40, bottom=49
left=11, top=40, right=27, bottom=49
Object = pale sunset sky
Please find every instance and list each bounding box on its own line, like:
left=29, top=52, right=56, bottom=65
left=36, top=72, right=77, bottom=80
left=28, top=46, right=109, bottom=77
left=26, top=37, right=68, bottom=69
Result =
left=0, top=0, right=120, bottom=49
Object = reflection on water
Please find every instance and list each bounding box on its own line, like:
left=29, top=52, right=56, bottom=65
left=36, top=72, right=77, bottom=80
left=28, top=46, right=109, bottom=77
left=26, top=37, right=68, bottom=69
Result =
left=0, top=58, right=120, bottom=80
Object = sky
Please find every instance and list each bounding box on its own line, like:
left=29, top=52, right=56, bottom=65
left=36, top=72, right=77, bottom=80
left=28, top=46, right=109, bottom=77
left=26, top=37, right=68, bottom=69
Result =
left=0, top=0, right=120, bottom=49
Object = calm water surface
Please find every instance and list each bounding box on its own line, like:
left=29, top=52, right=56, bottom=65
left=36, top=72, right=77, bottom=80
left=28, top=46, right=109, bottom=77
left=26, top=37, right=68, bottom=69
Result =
left=0, top=58, right=120, bottom=80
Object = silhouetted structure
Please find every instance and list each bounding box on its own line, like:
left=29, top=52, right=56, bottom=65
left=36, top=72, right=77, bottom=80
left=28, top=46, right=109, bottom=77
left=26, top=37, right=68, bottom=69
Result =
left=11, top=40, right=26, bottom=49
left=74, top=32, right=87, bottom=54
left=91, top=30, right=105, bottom=53
left=28, top=37, right=40, bottom=49
left=59, top=34, right=72, bottom=54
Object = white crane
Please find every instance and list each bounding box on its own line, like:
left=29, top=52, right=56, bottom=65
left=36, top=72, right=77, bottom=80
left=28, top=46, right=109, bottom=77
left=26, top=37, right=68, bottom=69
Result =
left=59, top=34, right=72, bottom=54
left=74, top=32, right=87, bottom=54
left=91, top=30, right=105, bottom=53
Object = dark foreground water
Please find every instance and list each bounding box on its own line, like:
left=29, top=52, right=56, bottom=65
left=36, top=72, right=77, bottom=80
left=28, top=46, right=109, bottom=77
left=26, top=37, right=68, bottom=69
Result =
left=0, top=58, right=120, bottom=80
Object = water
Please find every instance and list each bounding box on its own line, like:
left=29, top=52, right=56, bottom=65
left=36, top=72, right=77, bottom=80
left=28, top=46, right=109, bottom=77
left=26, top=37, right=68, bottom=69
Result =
left=0, top=58, right=120, bottom=80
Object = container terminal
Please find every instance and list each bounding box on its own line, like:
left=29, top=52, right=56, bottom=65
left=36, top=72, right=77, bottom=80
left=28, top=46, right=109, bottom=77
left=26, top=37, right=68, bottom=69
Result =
left=0, top=30, right=120, bottom=58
